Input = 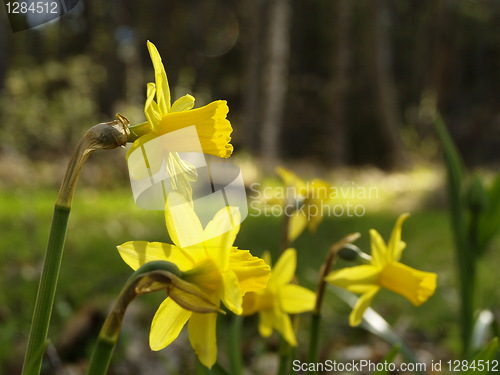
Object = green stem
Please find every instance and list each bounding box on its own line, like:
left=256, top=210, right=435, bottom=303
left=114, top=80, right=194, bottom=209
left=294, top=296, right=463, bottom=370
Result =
left=278, top=337, right=292, bottom=375
left=229, top=315, right=243, bottom=375
left=308, top=313, right=321, bottom=364
left=308, top=233, right=360, bottom=368
left=21, top=116, right=130, bottom=375
left=86, top=261, right=220, bottom=375
left=86, top=337, right=116, bottom=375
left=22, top=205, right=70, bottom=375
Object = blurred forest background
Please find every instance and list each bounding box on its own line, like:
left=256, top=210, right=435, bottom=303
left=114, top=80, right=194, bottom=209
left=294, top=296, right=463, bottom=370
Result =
left=1, top=0, right=500, bottom=374
left=1, top=0, right=500, bottom=183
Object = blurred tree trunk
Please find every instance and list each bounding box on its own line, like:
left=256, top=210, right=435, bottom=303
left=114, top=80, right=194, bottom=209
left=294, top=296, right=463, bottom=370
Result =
left=327, top=0, right=352, bottom=167
left=0, top=12, right=8, bottom=91
left=259, top=0, right=292, bottom=164
left=367, top=0, right=405, bottom=168
left=241, top=0, right=264, bottom=152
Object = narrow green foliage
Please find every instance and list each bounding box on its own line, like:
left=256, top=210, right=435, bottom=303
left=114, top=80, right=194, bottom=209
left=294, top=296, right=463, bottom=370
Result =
left=373, top=345, right=400, bottom=375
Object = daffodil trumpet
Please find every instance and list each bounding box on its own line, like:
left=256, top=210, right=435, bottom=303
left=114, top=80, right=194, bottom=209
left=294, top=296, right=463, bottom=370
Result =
left=86, top=260, right=221, bottom=375
left=22, top=115, right=130, bottom=375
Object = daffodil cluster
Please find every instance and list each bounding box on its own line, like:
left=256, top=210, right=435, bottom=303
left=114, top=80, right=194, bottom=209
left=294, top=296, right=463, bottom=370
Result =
left=118, top=192, right=270, bottom=367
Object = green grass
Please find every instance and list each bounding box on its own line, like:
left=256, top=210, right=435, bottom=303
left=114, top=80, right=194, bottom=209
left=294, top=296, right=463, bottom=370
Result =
left=2, top=183, right=499, bottom=372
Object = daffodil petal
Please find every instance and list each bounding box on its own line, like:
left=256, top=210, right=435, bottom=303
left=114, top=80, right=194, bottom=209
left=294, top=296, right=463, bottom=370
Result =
left=349, top=287, right=380, bottom=327
left=279, top=284, right=316, bottom=314
left=144, top=82, right=162, bottom=130
left=188, top=312, right=218, bottom=369
left=147, top=41, right=171, bottom=115
left=171, top=94, right=195, bottom=112
left=306, top=207, right=323, bottom=234
left=165, top=192, right=204, bottom=249
left=150, top=298, right=191, bottom=350
left=221, top=270, right=243, bottom=315
left=269, top=248, right=296, bottom=287
left=229, top=248, right=271, bottom=294
left=272, top=306, right=297, bottom=346
left=387, top=213, right=410, bottom=261
left=325, top=265, right=380, bottom=294
left=369, top=229, right=387, bottom=268
left=288, top=211, right=308, bottom=243
left=203, top=206, right=241, bottom=269
left=275, top=166, right=305, bottom=190
left=117, top=241, right=194, bottom=271
left=258, top=310, right=273, bottom=338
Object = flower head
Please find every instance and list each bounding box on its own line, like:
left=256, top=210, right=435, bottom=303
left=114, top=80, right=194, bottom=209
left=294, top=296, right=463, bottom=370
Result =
left=275, top=167, right=331, bottom=242
left=241, top=248, right=316, bottom=346
left=117, top=192, right=270, bottom=368
left=128, top=41, right=233, bottom=159
left=325, top=213, right=437, bottom=326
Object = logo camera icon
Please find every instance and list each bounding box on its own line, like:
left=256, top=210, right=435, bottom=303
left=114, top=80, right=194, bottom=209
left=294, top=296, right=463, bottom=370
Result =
left=127, top=126, right=248, bottom=247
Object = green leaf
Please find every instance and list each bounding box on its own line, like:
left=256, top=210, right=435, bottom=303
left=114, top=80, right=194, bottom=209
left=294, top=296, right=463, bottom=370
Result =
left=464, top=337, right=499, bottom=375
left=477, top=174, right=500, bottom=254
left=434, top=114, right=468, bottom=250
left=373, top=345, right=400, bottom=375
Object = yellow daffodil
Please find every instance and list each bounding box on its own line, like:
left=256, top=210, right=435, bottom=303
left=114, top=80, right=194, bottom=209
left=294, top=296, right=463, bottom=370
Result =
left=325, top=213, right=437, bottom=326
left=241, top=248, right=316, bottom=346
left=275, top=167, right=331, bottom=243
left=117, top=192, right=270, bottom=368
left=128, top=41, right=233, bottom=159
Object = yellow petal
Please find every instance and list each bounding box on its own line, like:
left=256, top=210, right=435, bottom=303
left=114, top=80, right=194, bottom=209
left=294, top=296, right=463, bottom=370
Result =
left=116, top=241, right=194, bottom=271
left=150, top=298, right=191, bottom=350
left=275, top=166, right=305, bottom=191
left=229, top=248, right=270, bottom=294
left=271, top=306, right=297, bottom=346
left=306, top=207, right=324, bottom=234
left=369, top=229, right=387, bottom=268
left=221, top=270, right=243, bottom=315
left=188, top=312, right=218, bottom=368
left=165, top=192, right=204, bottom=250
left=288, top=211, right=308, bottom=243
left=325, top=265, right=380, bottom=294
left=171, top=94, right=195, bottom=112
left=258, top=310, right=274, bottom=338
left=349, top=287, right=380, bottom=326
left=147, top=41, right=171, bottom=115
left=156, top=100, right=233, bottom=158
left=387, top=213, right=410, bottom=262
left=203, top=206, right=241, bottom=270
left=269, top=248, right=296, bottom=287
left=144, top=82, right=162, bottom=130
left=279, top=284, right=316, bottom=314
left=379, top=261, right=437, bottom=306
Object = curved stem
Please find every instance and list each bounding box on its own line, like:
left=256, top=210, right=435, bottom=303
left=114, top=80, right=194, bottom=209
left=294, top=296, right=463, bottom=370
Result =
left=307, top=233, right=360, bottom=367
left=22, top=115, right=130, bottom=375
left=86, top=261, right=219, bottom=375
